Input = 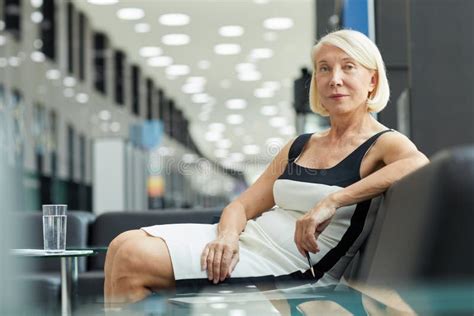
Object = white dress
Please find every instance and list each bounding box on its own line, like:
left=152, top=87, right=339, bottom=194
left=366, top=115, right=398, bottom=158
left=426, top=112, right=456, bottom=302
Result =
left=142, top=131, right=391, bottom=288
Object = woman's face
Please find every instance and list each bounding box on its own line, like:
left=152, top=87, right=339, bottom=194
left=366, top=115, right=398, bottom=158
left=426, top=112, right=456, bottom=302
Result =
left=314, top=44, right=376, bottom=116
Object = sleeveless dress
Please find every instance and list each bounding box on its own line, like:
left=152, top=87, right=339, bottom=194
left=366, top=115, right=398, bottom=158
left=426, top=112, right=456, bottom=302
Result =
left=141, top=130, right=393, bottom=289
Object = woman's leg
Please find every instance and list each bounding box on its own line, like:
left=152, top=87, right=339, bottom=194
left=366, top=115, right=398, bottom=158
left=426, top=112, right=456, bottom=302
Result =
left=104, top=230, right=147, bottom=303
left=107, top=233, right=175, bottom=305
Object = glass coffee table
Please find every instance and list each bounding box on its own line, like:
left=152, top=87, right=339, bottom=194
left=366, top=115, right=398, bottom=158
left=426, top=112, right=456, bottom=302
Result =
left=11, top=247, right=107, bottom=316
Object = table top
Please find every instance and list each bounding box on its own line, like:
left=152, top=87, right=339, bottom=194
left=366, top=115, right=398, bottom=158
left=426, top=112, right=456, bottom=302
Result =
left=10, top=249, right=96, bottom=258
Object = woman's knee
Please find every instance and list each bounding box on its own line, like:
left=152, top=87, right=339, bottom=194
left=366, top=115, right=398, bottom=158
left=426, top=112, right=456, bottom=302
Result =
left=108, top=229, right=146, bottom=256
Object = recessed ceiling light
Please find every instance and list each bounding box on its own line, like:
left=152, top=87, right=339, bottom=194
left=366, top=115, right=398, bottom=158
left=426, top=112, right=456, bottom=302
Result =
left=8, top=57, right=20, bottom=67
left=46, top=69, right=61, bottom=80
left=250, top=48, right=273, bottom=59
left=225, top=99, right=247, bottom=110
left=31, top=11, right=43, bottom=24
left=30, top=51, right=45, bottom=63
left=270, top=116, right=288, bottom=128
left=197, top=60, right=211, bottom=69
left=280, top=125, right=296, bottom=135
left=159, top=13, right=190, bottom=26
left=235, top=63, right=255, bottom=73
left=263, top=17, right=294, bottom=30
left=117, top=8, right=144, bottom=21
left=76, top=93, right=89, bottom=104
left=134, top=23, right=150, bottom=33
left=229, top=152, right=245, bottom=162
left=87, top=0, right=118, bottom=5
left=238, top=71, right=261, bottom=82
left=63, top=76, right=76, bottom=87
left=254, top=0, right=270, bottom=4
left=260, top=105, right=278, bottom=116
left=192, top=93, right=210, bottom=104
left=219, top=25, right=244, bottom=37
left=99, top=110, right=111, bottom=121
left=30, top=0, right=43, bottom=8
left=243, top=144, right=260, bottom=155
left=182, top=83, right=203, bottom=94
left=209, top=123, right=226, bottom=133
left=148, top=56, right=173, bottom=67
left=254, top=88, right=274, bottom=98
left=139, top=46, right=162, bottom=58
left=205, top=131, right=221, bottom=142
left=214, top=44, right=241, bottom=55
left=187, top=76, right=206, bottom=85
left=262, top=81, right=281, bottom=90
left=162, top=34, right=190, bottom=46
left=166, top=64, right=190, bottom=76
left=216, top=139, right=232, bottom=149
left=110, top=122, right=121, bottom=132
left=226, top=114, right=244, bottom=125
left=33, top=39, right=43, bottom=49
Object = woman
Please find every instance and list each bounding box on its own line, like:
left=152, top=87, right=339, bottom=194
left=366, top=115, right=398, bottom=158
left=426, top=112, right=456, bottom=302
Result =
left=104, top=29, right=429, bottom=304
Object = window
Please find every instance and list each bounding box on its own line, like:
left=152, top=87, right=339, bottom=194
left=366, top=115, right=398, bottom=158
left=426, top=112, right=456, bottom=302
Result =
left=114, top=50, right=125, bottom=105
left=131, top=65, right=140, bottom=116
left=41, top=0, right=56, bottom=61
left=93, top=32, right=108, bottom=94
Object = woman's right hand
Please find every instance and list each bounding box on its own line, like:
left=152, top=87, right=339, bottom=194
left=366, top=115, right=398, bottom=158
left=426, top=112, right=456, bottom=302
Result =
left=200, top=233, right=240, bottom=284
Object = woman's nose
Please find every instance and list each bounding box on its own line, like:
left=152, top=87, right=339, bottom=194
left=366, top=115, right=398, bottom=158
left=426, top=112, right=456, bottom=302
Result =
left=329, top=69, right=343, bottom=87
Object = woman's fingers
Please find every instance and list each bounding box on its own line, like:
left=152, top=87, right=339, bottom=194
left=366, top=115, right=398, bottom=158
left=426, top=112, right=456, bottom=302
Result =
left=206, top=248, right=215, bottom=281
left=227, top=253, right=239, bottom=277
left=212, top=246, right=222, bottom=284
left=200, top=246, right=209, bottom=271
left=220, top=247, right=233, bottom=281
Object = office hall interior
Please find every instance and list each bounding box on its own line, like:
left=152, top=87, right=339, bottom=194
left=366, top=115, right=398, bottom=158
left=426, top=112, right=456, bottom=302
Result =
left=0, top=0, right=473, bottom=315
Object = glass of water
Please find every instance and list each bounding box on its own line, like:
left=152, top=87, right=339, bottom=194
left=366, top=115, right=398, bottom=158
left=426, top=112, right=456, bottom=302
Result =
left=42, top=204, right=67, bottom=253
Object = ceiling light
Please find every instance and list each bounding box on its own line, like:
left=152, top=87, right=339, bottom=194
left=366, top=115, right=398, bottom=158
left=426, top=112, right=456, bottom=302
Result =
left=238, top=71, right=261, bottom=82
left=214, top=44, right=241, bottom=55
left=205, top=131, right=221, bottom=142
left=192, top=93, right=210, bottom=104
left=63, top=76, right=76, bottom=87
left=187, top=76, right=206, bottom=85
left=30, top=51, right=45, bottom=63
left=216, top=139, right=232, bottom=149
left=148, top=56, right=173, bottom=67
left=254, top=0, right=270, bottom=4
left=263, top=81, right=281, bottom=90
left=235, top=63, right=255, bottom=73
left=165, top=64, right=190, bottom=76
left=87, top=0, right=118, bottom=4
left=214, top=149, right=228, bottom=158
left=99, top=110, right=111, bottom=121
left=260, top=105, right=278, bottom=116
left=31, top=11, right=43, bottom=24
left=117, top=8, right=144, bottom=21
left=209, top=123, right=226, bottom=133
left=76, top=93, right=89, bottom=104
left=33, top=39, right=43, bottom=49
left=139, top=46, right=162, bottom=58
left=159, top=13, right=190, bottom=26
left=8, top=57, right=20, bottom=67
left=63, top=88, right=74, bottom=98
left=110, top=122, right=121, bottom=132
left=250, top=48, right=273, bottom=59
left=263, top=17, right=294, bottom=30
left=225, top=99, right=247, bottom=110
left=30, top=0, right=43, bottom=8
left=229, top=153, right=245, bottom=162
left=134, top=23, right=150, bottom=33
left=182, top=83, right=203, bottom=94
left=197, top=60, right=210, bottom=70
left=226, top=114, right=244, bottom=125
left=243, top=144, right=260, bottom=155
left=263, top=31, right=277, bottom=42
left=254, top=88, right=274, bottom=98
left=270, top=116, right=287, bottom=128
left=219, top=25, right=244, bottom=37
left=280, top=125, right=296, bottom=135
left=0, top=35, right=5, bottom=46
left=162, top=34, right=190, bottom=46
left=46, top=69, right=61, bottom=80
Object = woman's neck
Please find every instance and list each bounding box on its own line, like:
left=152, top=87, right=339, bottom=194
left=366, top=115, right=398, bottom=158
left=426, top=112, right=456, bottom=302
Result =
left=327, top=112, right=377, bottom=141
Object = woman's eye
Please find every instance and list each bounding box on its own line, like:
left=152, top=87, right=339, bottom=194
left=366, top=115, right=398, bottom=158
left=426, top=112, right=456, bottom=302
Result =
left=319, top=66, right=329, bottom=72
left=344, top=64, right=355, bottom=70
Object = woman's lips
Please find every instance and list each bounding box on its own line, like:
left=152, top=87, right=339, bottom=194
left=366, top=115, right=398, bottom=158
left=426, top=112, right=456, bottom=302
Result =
left=329, top=94, right=348, bottom=99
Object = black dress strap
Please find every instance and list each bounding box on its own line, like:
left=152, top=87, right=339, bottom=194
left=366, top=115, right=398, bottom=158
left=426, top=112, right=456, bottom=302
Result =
left=288, top=133, right=313, bottom=162
left=348, top=129, right=394, bottom=167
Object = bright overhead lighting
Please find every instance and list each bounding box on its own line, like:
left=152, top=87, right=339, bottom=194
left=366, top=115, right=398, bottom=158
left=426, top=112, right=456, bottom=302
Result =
left=30, top=0, right=43, bottom=8
left=166, top=64, right=190, bottom=76
left=226, top=114, right=244, bottom=125
left=162, top=34, right=190, bottom=46
left=209, top=123, right=226, bottom=133
left=216, top=139, right=232, bottom=149
left=270, top=116, right=287, bottom=128
left=87, top=0, right=118, bottom=5
left=197, top=60, right=211, bottom=70
left=254, top=88, right=274, bottom=98
left=192, top=93, right=210, bottom=104
left=76, top=93, right=89, bottom=104
left=110, top=122, right=121, bottom=133
left=117, top=8, right=144, bottom=21
left=280, top=125, right=296, bottom=136
left=187, top=76, right=206, bottom=85
left=238, top=71, right=261, bottom=82
left=235, top=63, right=255, bottom=73
left=254, top=0, right=270, bottom=4
left=31, top=11, right=43, bottom=24
left=8, top=57, right=20, bottom=67
left=214, top=44, right=241, bottom=55
left=225, top=99, right=247, bottom=110
left=139, top=46, right=162, bottom=58
left=99, top=110, right=111, bottom=121
left=159, top=13, right=190, bottom=26
left=250, top=48, right=273, bottom=60
left=260, top=105, right=278, bottom=116
left=263, top=17, right=294, bottom=30
left=219, top=25, right=244, bottom=37
left=0, top=35, right=6, bottom=46
left=229, top=152, right=245, bottom=162
left=182, top=83, right=203, bottom=94
left=205, top=131, right=221, bottom=142
left=135, top=23, right=150, bottom=33
left=263, top=81, right=281, bottom=90
left=148, top=56, right=173, bottom=67
left=63, top=76, right=76, bottom=87
left=30, top=51, right=45, bottom=63
left=243, top=144, right=261, bottom=155
left=46, top=69, right=61, bottom=80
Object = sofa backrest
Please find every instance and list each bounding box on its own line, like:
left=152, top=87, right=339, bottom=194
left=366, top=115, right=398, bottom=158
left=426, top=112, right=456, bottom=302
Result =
left=347, top=145, right=474, bottom=286
left=88, top=207, right=223, bottom=270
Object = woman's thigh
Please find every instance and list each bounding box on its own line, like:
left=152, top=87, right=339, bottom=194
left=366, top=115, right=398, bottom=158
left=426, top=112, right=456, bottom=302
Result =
left=113, top=235, right=175, bottom=289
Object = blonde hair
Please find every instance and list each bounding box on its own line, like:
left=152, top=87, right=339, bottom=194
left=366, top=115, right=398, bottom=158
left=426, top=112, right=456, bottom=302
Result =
left=309, top=29, right=390, bottom=116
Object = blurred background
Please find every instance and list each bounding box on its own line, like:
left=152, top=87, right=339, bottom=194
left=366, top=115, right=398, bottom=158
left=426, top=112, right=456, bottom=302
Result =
left=0, top=0, right=472, bottom=314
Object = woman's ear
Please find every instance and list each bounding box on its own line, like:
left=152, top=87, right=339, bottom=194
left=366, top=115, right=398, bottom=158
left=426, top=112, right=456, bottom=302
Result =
left=369, top=71, right=378, bottom=93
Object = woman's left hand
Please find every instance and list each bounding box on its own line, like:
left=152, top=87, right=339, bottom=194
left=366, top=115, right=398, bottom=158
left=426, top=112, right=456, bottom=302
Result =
left=294, top=196, right=339, bottom=256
